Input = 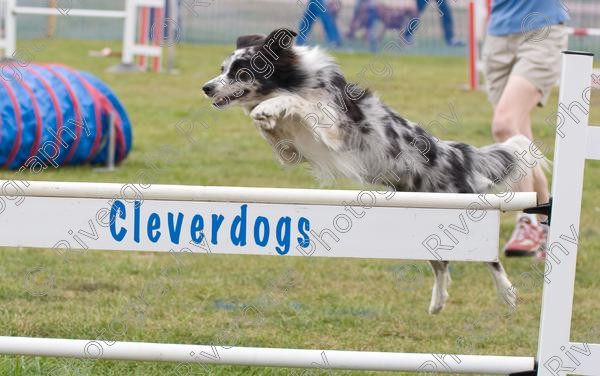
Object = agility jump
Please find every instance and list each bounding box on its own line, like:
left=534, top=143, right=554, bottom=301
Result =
left=0, top=51, right=597, bottom=375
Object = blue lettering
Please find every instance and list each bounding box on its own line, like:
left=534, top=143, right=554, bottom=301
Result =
left=297, top=217, right=310, bottom=248
left=147, top=213, right=161, bottom=243
left=133, top=200, right=141, bottom=243
left=231, top=204, right=248, bottom=246
left=190, top=214, right=205, bottom=243
left=211, top=214, right=225, bottom=245
left=275, top=216, right=291, bottom=255
left=110, top=200, right=127, bottom=241
left=254, top=216, right=270, bottom=247
left=167, top=212, right=185, bottom=244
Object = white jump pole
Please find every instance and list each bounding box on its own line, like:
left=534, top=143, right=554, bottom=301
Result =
left=536, top=51, right=599, bottom=376
left=0, top=180, right=537, bottom=211
left=0, top=337, right=536, bottom=374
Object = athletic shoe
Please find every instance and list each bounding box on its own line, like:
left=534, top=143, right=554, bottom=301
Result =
left=446, top=38, right=466, bottom=47
left=504, top=216, right=546, bottom=257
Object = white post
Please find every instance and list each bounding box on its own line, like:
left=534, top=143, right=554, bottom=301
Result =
left=536, top=51, right=593, bottom=375
left=121, top=0, right=136, bottom=66
left=4, top=0, right=16, bottom=57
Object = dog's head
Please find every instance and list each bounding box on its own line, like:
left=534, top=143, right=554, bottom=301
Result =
left=202, top=28, right=304, bottom=109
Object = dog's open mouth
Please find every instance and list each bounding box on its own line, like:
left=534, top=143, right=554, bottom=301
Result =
left=212, top=97, right=229, bottom=107
left=212, top=90, right=250, bottom=108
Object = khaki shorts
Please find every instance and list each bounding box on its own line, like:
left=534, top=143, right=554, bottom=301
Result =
left=482, top=25, right=568, bottom=107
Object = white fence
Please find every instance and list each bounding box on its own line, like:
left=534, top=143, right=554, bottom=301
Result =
left=0, top=0, right=165, bottom=70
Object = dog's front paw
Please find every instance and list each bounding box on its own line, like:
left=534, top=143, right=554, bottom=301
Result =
left=250, top=104, right=280, bottom=130
left=251, top=111, right=277, bottom=130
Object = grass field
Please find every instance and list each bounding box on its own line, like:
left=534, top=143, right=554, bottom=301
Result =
left=1, top=40, right=599, bottom=375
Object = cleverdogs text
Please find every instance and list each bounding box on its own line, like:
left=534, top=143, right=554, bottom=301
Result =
left=109, top=200, right=311, bottom=255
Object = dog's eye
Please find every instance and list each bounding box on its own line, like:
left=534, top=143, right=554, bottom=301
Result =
left=220, top=66, right=224, bottom=73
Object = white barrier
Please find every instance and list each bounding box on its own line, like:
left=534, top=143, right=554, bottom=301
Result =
left=0, top=182, right=535, bottom=261
left=0, top=0, right=165, bottom=70
left=0, top=51, right=597, bottom=375
left=0, top=337, right=536, bottom=373
left=536, top=50, right=599, bottom=376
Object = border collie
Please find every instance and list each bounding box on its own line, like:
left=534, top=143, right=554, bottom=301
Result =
left=202, top=28, right=547, bottom=314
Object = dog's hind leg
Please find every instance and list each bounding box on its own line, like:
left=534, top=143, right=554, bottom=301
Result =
left=428, top=260, right=450, bottom=314
left=486, top=261, right=517, bottom=308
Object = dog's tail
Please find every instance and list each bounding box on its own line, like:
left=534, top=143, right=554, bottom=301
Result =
left=476, top=135, right=551, bottom=194
left=502, top=134, right=551, bottom=171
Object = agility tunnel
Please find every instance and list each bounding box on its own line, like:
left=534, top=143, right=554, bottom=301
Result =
left=0, top=64, right=132, bottom=170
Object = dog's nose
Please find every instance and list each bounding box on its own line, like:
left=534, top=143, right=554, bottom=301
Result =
left=202, top=84, right=214, bottom=96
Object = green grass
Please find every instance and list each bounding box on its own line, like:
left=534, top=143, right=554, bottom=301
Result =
left=0, top=39, right=599, bottom=375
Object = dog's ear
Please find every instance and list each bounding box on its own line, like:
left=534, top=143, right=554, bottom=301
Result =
left=261, top=28, right=298, bottom=58
left=236, top=34, right=265, bottom=49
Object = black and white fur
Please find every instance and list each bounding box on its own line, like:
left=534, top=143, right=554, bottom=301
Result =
left=202, top=28, right=546, bottom=314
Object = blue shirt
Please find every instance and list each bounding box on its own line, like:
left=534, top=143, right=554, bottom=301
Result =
left=488, top=0, right=570, bottom=36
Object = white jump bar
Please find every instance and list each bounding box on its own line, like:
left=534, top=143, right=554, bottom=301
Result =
left=13, top=7, right=127, bottom=18
left=131, top=44, right=163, bottom=57
left=0, top=180, right=537, bottom=211
left=134, top=0, right=165, bottom=7
left=0, top=337, right=536, bottom=374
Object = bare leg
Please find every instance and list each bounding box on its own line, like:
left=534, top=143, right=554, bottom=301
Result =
left=428, top=260, right=450, bottom=314
left=492, top=75, right=550, bottom=204
left=492, top=76, right=540, bottom=142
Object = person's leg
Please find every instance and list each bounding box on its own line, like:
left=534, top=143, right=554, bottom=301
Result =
left=492, top=75, right=547, bottom=202
left=415, top=0, right=427, bottom=13
left=436, top=0, right=455, bottom=43
left=500, top=25, right=568, bottom=204
left=320, top=10, right=343, bottom=47
left=403, top=0, right=426, bottom=41
left=494, top=23, right=571, bottom=257
left=297, top=0, right=320, bottom=45
left=491, top=76, right=540, bottom=143
left=482, top=34, right=547, bottom=257
left=366, top=2, right=378, bottom=51
left=492, top=77, right=550, bottom=256
left=319, top=15, right=340, bottom=46
left=347, top=0, right=364, bottom=39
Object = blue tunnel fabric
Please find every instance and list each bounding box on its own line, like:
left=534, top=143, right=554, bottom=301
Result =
left=0, top=63, right=132, bottom=170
